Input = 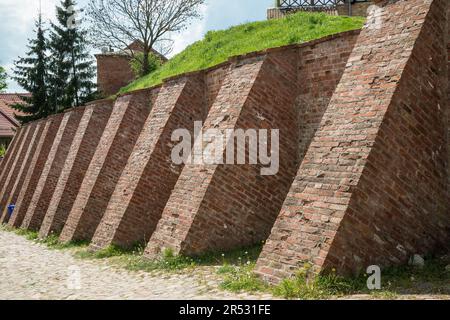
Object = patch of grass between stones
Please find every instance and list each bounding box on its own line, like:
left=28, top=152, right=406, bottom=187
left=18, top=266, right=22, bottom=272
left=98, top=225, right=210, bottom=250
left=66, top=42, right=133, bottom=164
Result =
left=107, top=244, right=265, bottom=273
left=218, top=257, right=450, bottom=299
left=0, top=225, right=89, bottom=250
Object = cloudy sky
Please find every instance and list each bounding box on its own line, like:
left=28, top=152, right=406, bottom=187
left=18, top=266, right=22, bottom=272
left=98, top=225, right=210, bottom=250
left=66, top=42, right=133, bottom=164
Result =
left=0, top=0, right=274, bottom=92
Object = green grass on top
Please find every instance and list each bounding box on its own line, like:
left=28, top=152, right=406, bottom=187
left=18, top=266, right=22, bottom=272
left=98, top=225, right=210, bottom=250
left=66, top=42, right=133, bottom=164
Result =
left=120, top=12, right=365, bottom=94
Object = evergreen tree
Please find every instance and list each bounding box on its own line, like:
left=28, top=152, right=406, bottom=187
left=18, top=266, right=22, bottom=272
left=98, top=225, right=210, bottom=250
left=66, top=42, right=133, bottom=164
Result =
left=0, top=66, right=7, bottom=92
left=49, top=0, right=96, bottom=111
left=12, top=15, right=52, bottom=123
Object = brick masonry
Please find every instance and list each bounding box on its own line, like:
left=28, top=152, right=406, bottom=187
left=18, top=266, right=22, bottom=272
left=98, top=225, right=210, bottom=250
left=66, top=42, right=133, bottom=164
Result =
left=0, top=124, right=36, bottom=218
left=7, top=114, right=64, bottom=228
left=0, top=127, right=26, bottom=190
left=144, top=32, right=358, bottom=258
left=256, top=0, right=450, bottom=283
left=90, top=74, right=209, bottom=250
left=0, top=0, right=448, bottom=282
left=0, top=126, right=23, bottom=176
left=39, top=100, right=114, bottom=238
left=145, top=51, right=298, bottom=257
left=59, top=90, right=155, bottom=243
left=21, top=109, right=84, bottom=231
left=0, top=121, right=45, bottom=223
left=295, top=31, right=359, bottom=160
left=447, top=2, right=450, bottom=228
left=96, top=55, right=136, bottom=97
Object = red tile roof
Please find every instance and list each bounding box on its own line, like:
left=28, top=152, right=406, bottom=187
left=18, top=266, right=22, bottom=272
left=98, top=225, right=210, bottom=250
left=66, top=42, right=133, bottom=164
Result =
left=0, top=93, right=29, bottom=138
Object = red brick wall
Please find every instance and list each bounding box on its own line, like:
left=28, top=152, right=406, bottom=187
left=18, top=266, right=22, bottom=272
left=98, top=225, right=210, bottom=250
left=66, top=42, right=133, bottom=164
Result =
left=144, top=32, right=358, bottom=258
left=0, top=122, right=44, bottom=223
left=39, top=101, right=114, bottom=238
left=59, top=90, right=156, bottom=243
left=145, top=56, right=266, bottom=257
left=256, top=0, right=450, bottom=283
left=0, top=127, right=25, bottom=189
left=296, top=31, right=359, bottom=160
left=0, top=126, right=23, bottom=175
left=144, top=50, right=298, bottom=256
left=0, top=123, right=36, bottom=218
left=8, top=114, right=65, bottom=228
left=447, top=3, right=450, bottom=227
left=205, top=64, right=228, bottom=111
left=1, top=1, right=446, bottom=286
left=96, top=54, right=136, bottom=96
left=90, top=74, right=208, bottom=250
left=21, top=109, right=85, bottom=230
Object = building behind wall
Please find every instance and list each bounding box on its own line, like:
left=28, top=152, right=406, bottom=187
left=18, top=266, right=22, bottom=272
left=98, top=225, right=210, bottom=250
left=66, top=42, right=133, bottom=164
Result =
left=268, top=0, right=373, bottom=19
left=95, top=41, right=167, bottom=97
left=0, top=94, right=27, bottom=148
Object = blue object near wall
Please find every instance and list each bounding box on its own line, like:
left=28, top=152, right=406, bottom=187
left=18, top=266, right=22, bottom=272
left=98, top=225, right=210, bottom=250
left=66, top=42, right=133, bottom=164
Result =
left=7, top=204, right=15, bottom=217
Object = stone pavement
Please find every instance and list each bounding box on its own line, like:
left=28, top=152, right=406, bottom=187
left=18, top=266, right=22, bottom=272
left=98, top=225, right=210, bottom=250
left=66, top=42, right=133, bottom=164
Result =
left=0, top=230, right=272, bottom=300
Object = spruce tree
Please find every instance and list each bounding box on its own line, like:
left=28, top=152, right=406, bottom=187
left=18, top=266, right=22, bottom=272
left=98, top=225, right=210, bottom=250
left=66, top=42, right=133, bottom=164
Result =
left=0, top=66, right=7, bottom=92
left=12, top=15, right=52, bottom=123
left=49, top=0, right=96, bottom=111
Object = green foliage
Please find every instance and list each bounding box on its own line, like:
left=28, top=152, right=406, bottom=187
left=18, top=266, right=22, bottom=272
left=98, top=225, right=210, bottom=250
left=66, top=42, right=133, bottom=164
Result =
left=121, top=12, right=365, bottom=93
left=75, top=244, right=130, bottom=259
left=13, top=15, right=53, bottom=123
left=35, top=234, right=89, bottom=250
left=76, top=243, right=263, bottom=274
left=0, top=66, right=7, bottom=92
left=121, top=248, right=198, bottom=272
left=11, top=228, right=39, bottom=241
left=219, top=263, right=268, bottom=293
left=0, top=144, right=6, bottom=157
left=272, top=263, right=362, bottom=299
left=48, top=0, right=97, bottom=111
left=12, top=1, right=96, bottom=122
left=130, top=52, right=163, bottom=79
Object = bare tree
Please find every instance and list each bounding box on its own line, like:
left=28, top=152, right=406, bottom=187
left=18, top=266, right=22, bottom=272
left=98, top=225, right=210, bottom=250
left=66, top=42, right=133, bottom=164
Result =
left=87, top=0, right=205, bottom=76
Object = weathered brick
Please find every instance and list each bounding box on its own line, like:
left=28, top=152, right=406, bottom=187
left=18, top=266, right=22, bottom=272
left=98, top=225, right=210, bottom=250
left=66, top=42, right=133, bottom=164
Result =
left=90, top=74, right=209, bottom=250
left=39, top=100, right=114, bottom=238
left=59, top=90, right=155, bottom=243
left=256, top=0, right=450, bottom=283
left=96, top=54, right=136, bottom=97
left=21, top=109, right=84, bottom=230
left=8, top=114, right=65, bottom=228
left=0, top=124, right=36, bottom=218
left=0, top=127, right=26, bottom=190
left=0, top=122, right=45, bottom=223
left=142, top=31, right=357, bottom=259
left=145, top=50, right=301, bottom=257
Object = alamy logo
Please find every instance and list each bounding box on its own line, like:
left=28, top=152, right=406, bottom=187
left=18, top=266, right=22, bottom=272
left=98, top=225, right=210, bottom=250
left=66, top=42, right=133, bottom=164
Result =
left=67, top=5, right=82, bottom=29
left=171, top=121, right=280, bottom=176
left=67, top=265, right=82, bottom=290
left=366, top=5, right=383, bottom=30
left=366, top=265, right=381, bottom=290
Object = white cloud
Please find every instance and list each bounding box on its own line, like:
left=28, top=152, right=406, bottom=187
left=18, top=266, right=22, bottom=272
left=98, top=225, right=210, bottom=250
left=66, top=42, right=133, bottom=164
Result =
left=169, top=3, right=208, bottom=57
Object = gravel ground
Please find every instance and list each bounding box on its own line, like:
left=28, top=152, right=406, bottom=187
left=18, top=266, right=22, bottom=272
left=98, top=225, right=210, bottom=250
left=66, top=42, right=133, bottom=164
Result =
left=0, top=230, right=273, bottom=300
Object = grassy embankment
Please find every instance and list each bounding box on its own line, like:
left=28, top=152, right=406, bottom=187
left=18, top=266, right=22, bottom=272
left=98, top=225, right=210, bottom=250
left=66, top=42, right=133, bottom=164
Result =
left=120, top=12, right=365, bottom=94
